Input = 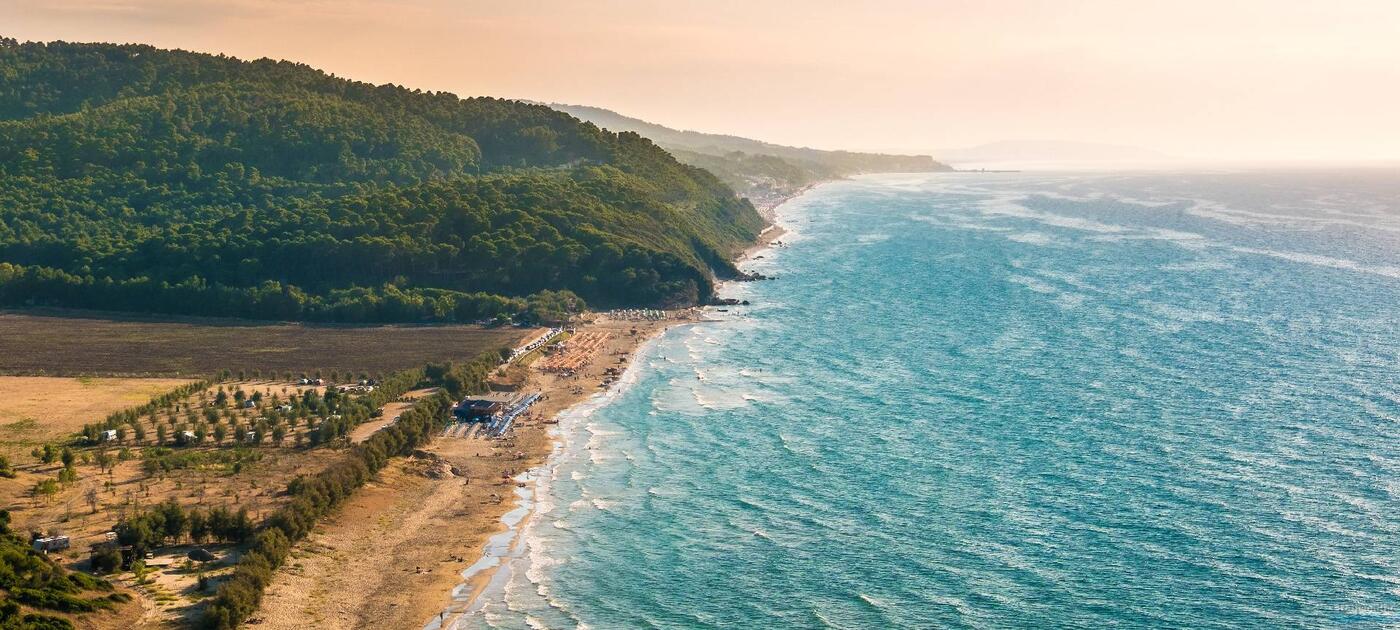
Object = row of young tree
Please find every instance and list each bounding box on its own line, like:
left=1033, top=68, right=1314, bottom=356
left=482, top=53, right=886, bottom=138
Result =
left=24, top=443, right=86, bottom=506
left=85, top=359, right=452, bottom=575
left=76, top=365, right=422, bottom=453
left=91, top=380, right=215, bottom=434
left=110, top=502, right=256, bottom=561
left=200, top=351, right=501, bottom=629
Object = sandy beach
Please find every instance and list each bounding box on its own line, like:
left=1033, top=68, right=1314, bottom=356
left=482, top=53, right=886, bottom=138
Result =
left=255, top=186, right=809, bottom=629
left=255, top=313, right=695, bottom=629
left=740, top=183, right=812, bottom=261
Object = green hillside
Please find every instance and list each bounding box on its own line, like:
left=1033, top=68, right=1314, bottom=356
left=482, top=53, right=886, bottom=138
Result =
left=551, top=103, right=952, bottom=200
left=0, top=510, right=127, bottom=630
left=0, top=39, right=765, bottom=322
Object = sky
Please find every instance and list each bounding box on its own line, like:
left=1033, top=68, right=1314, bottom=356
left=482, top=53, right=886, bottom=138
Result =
left=4, top=0, right=1399, bottom=163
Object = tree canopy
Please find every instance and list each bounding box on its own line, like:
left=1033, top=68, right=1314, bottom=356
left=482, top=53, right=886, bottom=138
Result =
left=0, top=39, right=765, bottom=322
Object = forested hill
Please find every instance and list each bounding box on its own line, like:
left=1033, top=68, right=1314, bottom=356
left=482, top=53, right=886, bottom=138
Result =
left=0, top=39, right=766, bottom=323
left=551, top=104, right=952, bottom=200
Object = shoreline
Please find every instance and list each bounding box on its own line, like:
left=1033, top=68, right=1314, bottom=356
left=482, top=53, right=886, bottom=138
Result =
left=429, top=182, right=818, bottom=623
left=425, top=321, right=680, bottom=629
left=742, top=222, right=789, bottom=263
left=254, top=183, right=819, bottom=629
left=734, top=182, right=813, bottom=269
left=253, top=314, right=688, bottom=629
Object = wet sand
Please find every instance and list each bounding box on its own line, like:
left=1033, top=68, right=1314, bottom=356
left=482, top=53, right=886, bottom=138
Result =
left=255, top=314, right=694, bottom=629
left=256, top=188, right=810, bottom=629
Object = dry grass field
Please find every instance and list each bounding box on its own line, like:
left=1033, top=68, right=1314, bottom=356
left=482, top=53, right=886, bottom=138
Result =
left=0, top=374, right=418, bottom=626
left=0, top=306, right=527, bottom=626
left=0, top=376, right=196, bottom=459
left=0, top=310, right=527, bottom=377
left=0, top=440, right=346, bottom=626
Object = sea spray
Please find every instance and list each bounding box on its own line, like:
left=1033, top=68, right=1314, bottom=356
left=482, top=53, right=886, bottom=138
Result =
left=455, top=170, right=1400, bottom=629
left=435, top=326, right=682, bottom=630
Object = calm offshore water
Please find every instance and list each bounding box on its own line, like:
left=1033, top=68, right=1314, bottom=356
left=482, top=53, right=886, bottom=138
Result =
left=461, top=171, right=1400, bottom=629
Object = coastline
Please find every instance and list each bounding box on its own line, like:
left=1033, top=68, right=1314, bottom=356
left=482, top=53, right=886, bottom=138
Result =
left=425, top=182, right=816, bottom=624
left=742, top=222, right=789, bottom=264
left=253, top=314, right=687, bottom=629
left=424, top=320, right=679, bottom=629
left=736, top=183, right=810, bottom=264
left=254, top=183, right=818, bottom=629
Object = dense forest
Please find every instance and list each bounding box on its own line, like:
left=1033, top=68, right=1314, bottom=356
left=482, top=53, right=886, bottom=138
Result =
left=551, top=103, right=952, bottom=198
left=0, top=39, right=766, bottom=323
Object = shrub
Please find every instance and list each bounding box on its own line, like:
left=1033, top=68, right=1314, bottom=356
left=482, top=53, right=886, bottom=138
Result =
left=90, top=547, right=121, bottom=574
left=201, top=350, right=501, bottom=628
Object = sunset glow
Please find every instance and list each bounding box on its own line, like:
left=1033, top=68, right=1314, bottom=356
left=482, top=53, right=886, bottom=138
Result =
left=5, top=0, right=1398, bottom=162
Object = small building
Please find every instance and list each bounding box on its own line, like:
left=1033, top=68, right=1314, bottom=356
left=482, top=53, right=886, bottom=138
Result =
left=454, top=391, right=541, bottom=425
left=456, top=398, right=504, bottom=420
left=100, top=429, right=118, bottom=442
left=453, top=392, right=527, bottom=421
left=32, top=535, right=70, bottom=553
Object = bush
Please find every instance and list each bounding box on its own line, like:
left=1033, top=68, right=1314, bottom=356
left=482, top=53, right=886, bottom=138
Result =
left=89, top=547, right=121, bottom=574
left=10, top=587, right=110, bottom=613
left=201, top=350, right=501, bottom=629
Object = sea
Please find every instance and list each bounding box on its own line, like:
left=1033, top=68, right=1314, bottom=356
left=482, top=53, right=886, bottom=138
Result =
left=447, top=170, right=1400, bottom=629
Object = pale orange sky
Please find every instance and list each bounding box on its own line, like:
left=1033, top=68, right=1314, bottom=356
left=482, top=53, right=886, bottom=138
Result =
left=4, top=0, right=1398, bottom=162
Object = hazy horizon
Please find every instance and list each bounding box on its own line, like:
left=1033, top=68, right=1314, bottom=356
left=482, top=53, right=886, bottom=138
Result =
left=4, top=0, right=1398, bottom=164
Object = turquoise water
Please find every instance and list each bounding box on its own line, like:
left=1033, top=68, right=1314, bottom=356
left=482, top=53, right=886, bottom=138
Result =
left=462, top=171, right=1400, bottom=629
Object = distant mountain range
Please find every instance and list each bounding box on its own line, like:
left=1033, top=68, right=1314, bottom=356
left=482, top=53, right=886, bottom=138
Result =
left=936, top=140, right=1176, bottom=168
left=552, top=104, right=951, bottom=208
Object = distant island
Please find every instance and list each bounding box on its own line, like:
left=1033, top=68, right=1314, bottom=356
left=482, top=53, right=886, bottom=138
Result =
left=552, top=104, right=952, bottom=211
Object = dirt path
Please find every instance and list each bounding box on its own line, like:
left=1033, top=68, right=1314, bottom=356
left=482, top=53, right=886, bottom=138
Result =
left=348, top=387, right=440, bottom=444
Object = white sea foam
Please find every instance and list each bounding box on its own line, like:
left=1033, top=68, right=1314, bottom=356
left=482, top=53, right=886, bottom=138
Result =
left=1054, top=293, right=1088, bottom=309
left=1007, top=231, right=1056, bottom=246
left=1145, top=302, right=1227, bottom=324
left=978, top=196, right=1129, bottom=234
left=1229, top=246, right=1400, bottom=280
left=434, top=326, right=675, bottom=628
left=1007, top=274, right=1058, bottom=294
left=1188, top=199, right=1400, bottom=234
left=1160, top=259, right=1233, bottom=272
